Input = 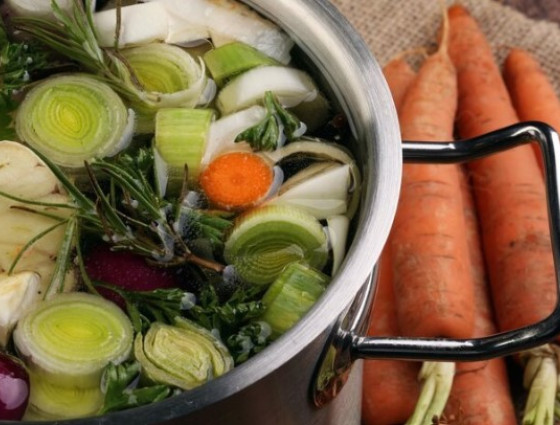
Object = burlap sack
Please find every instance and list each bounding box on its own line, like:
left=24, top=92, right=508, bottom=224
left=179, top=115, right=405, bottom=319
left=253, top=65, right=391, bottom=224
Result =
left=329, top=0, right=560, bottom=95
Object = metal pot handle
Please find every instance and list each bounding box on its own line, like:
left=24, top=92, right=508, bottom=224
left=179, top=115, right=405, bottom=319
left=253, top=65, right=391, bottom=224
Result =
left=312, top=121, right=560, bottom=406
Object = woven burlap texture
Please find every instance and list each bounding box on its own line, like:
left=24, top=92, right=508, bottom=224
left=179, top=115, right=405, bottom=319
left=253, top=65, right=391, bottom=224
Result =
left=329, top=0, right=560, bottom=95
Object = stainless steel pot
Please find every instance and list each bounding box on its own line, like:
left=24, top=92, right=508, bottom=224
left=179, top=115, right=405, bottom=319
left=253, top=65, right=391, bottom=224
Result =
left=14, top=0, right=560, bottom=424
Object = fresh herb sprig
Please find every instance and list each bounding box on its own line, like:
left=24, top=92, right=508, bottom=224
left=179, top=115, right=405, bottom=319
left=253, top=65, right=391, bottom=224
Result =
left=186, top=283, right=267, bottom=340
left=100, top=361, right=176, bottom=414
left=235, top=91, right=306, bottom=151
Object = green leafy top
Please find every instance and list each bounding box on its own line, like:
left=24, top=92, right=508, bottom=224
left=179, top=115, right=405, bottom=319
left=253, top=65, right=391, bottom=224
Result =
left=235, top=91, right=306, bottom=151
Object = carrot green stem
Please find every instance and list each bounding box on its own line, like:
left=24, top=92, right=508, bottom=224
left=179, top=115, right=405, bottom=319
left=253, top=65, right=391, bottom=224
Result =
left=522, top=345, right=558, bottom=425
left=405, top=361, right=455, bottom=425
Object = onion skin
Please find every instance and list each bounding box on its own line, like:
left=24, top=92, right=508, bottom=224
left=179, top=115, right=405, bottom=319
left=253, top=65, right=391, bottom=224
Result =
left=0, top=353, right=29, bottom=421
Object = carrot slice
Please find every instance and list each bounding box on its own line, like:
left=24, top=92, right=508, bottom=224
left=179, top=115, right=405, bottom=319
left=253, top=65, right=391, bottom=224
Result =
left=199, top=151, right=273, bottom=210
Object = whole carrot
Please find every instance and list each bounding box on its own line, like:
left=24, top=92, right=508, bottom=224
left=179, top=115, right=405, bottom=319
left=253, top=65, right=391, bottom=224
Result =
left=389, top=9, right=474, bottom=424
left=443, top=168, right=518, bottom=425
left=383, top=57, right=417, bottom=112
left=362, top=249, right=421, bottom=425
left=391, top=10, right=474, bottom=342
left=447, top=5, right=557, bottom=424
left=447, top=2, right=556, bottom=344
left=503, top=47, right=560, bottom=174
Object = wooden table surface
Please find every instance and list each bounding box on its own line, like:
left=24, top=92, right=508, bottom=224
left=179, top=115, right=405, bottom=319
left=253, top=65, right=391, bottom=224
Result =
left=501, top=0, right=560, bottom=23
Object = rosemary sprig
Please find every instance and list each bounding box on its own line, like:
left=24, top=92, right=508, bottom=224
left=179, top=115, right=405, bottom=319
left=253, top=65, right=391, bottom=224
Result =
left=12, top=0, right=146, bottom=105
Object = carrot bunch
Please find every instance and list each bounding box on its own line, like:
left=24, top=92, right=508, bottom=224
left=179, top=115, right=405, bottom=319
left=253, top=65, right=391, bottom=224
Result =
left=362, top=3, right=560, bottom=425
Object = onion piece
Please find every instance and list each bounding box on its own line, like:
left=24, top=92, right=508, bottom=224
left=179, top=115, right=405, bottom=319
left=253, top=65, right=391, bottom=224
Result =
left=215, top=66, right=318, bottom=116
left=134, top=317, right=233, bottom=390
left=262, top=139, right=362, bottom=220
left=13, top=292, right=133, bottom=388
left=15, top=74, right=134, bottom=169
left=326, top=215, right=350, bottom=275
left=269, top=162, right=352, bottom=219
left=203, top=105, right=266, bottom=166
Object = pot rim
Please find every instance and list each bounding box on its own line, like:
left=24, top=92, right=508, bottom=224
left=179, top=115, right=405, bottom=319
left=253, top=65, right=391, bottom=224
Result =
left=18, top=1, right=402, bottom=423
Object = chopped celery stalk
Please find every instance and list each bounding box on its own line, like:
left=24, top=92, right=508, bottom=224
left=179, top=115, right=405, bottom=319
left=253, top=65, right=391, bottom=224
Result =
left=521, top=345, right=559, bottom=425
left=260, top=262, right=329, bottom=338
left=15, top=74, right=134, bottom=169
left=216, top=66, right=318, bottom=116
left=25, top=370, right=103, bottom=421
left=326, top=215, right=350, bottom=275
left=13, top=292, right=133, bottom=388
left=224, top=205, right=328, bottom=286
left=405, top=361, right=455, bottom=425
left=203, top=42, right=279, bottom=87
left=154, top=108, right=214, bottom=191
left=0, top=271, right=41, bottom=348
left=0, top=141, right=76, bottom=297
left=134, top=317, right=233, bottom=390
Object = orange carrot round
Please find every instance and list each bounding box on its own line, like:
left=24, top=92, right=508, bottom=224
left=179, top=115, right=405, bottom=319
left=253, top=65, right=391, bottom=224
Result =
left=199, top=151, right=273, bottom=210
left=447, top=4, right=557, bottom=338
left=504, top=47, right=560, bottom=174
left=390, top=24, right=475, bottom=340
left=362, top=250, right=421, bottom=425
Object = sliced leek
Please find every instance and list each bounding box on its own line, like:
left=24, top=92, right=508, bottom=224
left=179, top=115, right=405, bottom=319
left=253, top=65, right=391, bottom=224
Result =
left=13, top=292, right=133, bottom=388
left=0, top=271, right=40, bottom=348
left=260, top=262, right=329, bottom=338
left=154, top=108, right=214, bottom=190
left=216, top=66, right=318, bottom=116
left=121, top=44, right=210, bottom=133
left=203, top=42, right=278, bottom=87
left=25, top=370, right=104, bottom=421
left=134, top=317, right=233, bottom=390
left=15, top=74, right=134, bottom=169
left=224, top=204, right=328, bottom=286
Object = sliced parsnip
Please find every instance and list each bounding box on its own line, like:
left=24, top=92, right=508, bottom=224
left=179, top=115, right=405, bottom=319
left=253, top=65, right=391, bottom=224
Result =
left=0, top=271, right=41, bottom=348
left=0, top=141, right=76, bottom=296
left=5, top=0, right=73, bottom=20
